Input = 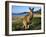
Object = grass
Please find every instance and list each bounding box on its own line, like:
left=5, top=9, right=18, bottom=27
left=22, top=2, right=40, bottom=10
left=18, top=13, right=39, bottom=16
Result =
left=12, top=17, right=41, bottom=31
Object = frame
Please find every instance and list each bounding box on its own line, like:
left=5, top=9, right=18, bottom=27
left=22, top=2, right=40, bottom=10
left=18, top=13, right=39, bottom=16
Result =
left=5, top=1, right=45, bottom=36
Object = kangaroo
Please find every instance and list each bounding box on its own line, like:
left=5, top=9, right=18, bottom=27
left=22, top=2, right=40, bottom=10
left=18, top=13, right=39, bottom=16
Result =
left=23, top=8, right=34, bottom=30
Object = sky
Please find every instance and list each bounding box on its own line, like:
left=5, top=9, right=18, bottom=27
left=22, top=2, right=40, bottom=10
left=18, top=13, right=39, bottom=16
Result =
left=12, top=6, right=41, bottom=13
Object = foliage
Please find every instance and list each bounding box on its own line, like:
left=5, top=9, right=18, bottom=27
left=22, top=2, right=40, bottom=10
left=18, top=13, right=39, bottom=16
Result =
left=12, top=17, right=41, bottom=31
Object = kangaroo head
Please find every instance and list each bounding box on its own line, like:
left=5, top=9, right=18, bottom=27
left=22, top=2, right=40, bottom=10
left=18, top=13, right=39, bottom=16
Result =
left=29, top=7, right=34, bottom=12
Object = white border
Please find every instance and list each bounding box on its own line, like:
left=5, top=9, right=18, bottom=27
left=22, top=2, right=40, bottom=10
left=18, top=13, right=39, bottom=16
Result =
left=9, top=3, right=44, bottom=34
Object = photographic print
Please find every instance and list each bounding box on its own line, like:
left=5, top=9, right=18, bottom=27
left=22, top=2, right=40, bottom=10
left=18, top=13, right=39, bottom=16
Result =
left=12, top=5, right=41, bottom=30
left=5, top=1, right=45, bottom=36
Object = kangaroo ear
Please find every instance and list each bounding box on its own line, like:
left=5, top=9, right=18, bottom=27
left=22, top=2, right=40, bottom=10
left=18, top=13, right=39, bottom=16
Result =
left=32, top=8, right=34, bottom=10
left=29, top=7, right=32, bottom=10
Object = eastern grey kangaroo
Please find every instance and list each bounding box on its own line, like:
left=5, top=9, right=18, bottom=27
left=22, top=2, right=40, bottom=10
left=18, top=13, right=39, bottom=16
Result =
left=23, top=7, right=34, bottom=30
